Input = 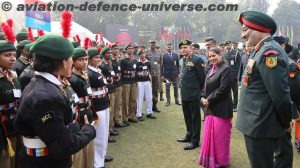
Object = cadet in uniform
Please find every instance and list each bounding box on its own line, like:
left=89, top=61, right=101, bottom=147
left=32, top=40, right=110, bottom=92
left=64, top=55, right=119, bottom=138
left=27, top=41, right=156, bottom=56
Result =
left=13, top=40, right=32, bottom=77
left=87, top=47, right=113, bottom=168
left=136, top=49, right=156, bottom=121
left=111, top=43, right=127, bottom=128
left=18, top=43, right=35, bottom=91
left=146, top=40, right=162, bottom=112
left=223, top=40, right=241, bottom=111
left=68, top=48, right=96, bottom=168
left=99, top=47, right=120, bottom=136
left=15, top=34, right=96, bottom=168
left=0, top=23, right=21, bottom=168
left=177, top=40, right=206, bottom=150
left=236, top=11, right=292, bottom=168
left=120, top=43, right=139, bottom=124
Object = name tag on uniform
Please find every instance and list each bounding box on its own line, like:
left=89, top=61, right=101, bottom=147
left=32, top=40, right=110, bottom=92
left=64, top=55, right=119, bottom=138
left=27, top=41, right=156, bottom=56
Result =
left=118, top=66, right=121, bottom=70
left=103, top=78, right=108, bottom=84
left=154, top=62, right=158, bottom=65
left=72, top=94, right=79, bottom=103
left=133, top=64, right=136, bottom=69
left=230, top=60, right=235, bottom=66
left=143, top=66, right=147, bottom=70
left=111, top=71, right=115, bottom=76
left=87, top=87, right=92, bottom=94
left=13, top=89, right=21, bottom=98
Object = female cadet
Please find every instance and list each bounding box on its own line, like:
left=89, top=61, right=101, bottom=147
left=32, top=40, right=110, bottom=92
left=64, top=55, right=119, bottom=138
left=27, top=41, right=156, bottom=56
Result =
left=0, top=21, right=21, bottom=168
left=15, top=35, right=96, bottom=168
left=69, top=48, right=97, bottom=168
left=87, top=47, right=111, bottom=168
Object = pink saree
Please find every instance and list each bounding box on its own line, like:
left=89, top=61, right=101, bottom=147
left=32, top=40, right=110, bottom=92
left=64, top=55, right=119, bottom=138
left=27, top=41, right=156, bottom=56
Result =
left=198, top=115, right=232, bottom=168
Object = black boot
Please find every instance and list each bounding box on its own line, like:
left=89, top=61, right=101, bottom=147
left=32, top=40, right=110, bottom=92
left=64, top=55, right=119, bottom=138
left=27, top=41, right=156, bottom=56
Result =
left=152, top=102, right=161, bottom=112
left=160, top=92, right=164, bottom=101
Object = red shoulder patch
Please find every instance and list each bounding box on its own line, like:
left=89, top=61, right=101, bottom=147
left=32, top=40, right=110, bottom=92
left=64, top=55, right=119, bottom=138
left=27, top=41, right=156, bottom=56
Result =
left=263, top=50, right=279, bottom=56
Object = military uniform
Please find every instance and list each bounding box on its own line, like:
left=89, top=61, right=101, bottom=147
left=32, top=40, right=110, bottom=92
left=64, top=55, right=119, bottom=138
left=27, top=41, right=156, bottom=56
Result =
left=146, top=48, right=162, bottom=111
left=0, top=68, right=21, bottom=168
left=111, top=57, right=123, bottom=125
left=69, top=66, right=95, bottom=168
left=120, top=54, right=138, bottom=123
left=223, top=48, right=241, bottom=110
left=180, top=43, right=206, bottom=147
left=136, top=58, right=154, bottom=118
left=87, top=47, right=110, bottom=168
left=236, top=11, right=292, bottom=168
left=15, top=35, right=96, bottom=168
left=13, top=40, right=33, bottom=77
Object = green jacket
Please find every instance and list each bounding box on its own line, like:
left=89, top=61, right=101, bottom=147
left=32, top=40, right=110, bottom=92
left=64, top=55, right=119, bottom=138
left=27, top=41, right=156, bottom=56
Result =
left=180, top=54, right=205, bottom=101
left=236, top=37, right=292, bottom=138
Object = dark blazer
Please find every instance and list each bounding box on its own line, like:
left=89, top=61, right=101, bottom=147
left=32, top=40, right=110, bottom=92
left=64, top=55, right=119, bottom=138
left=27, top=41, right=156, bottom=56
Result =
left=202, top=61, right=233, bottom=119
left=161, top=52, right=179, bottom=82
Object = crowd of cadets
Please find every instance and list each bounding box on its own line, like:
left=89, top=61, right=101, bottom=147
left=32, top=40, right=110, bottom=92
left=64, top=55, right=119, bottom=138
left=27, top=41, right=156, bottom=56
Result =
left=1, top=12, right=300, bottom=168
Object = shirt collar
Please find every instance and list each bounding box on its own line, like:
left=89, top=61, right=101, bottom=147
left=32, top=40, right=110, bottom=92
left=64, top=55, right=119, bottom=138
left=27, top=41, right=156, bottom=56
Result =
left=36, top=72, right=62, bottom=86
left=88, top=65, right=101, bottom=73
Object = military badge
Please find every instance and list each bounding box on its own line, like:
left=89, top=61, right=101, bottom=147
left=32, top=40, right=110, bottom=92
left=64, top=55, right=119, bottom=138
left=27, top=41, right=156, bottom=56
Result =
left=289, top=72, right=295, bottom=78
left=243, top=76, right=249, bottom=86
left=182, top=40, right=187, bottom=44
left=265, top=57, right=277, bottom=68
left=246, top=59, right=255, bottom=74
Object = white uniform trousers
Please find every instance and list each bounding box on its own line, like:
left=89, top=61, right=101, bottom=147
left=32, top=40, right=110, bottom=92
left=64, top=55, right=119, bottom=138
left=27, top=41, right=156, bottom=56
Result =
left=94, top=108, right=110, bottom=168
left=136, top=81, right=153, bottom=117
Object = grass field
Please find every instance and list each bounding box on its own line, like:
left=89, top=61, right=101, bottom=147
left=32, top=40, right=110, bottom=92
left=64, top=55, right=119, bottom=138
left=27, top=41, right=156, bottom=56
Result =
left=106, top=98, right=300, bottom=168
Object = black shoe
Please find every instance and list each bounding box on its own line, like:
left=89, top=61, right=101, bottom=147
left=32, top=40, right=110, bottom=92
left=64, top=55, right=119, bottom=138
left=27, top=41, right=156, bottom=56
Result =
left=105, top=155, right=113, bottom=162
left=128, top=118, right=138, bottom=123
left=146, top=114, right=156, bottom=119
left=160, top=98, right=164, bottom=101
left=108, top=136, right=116, bottom=143
left=175, top=101, right=182, bottom=105
left=110, top=130, right=119, bottom=136
left=165, top=102, right=170, bottom=106
left=124, top=122, right=130, bottom=126
left=184, top=143, right=199, bottom=150
left=177, top=138, right=190, bottom=143
left=115, top=122, right=127, bottom=128
left=112, top=127, right=119, bottom=133
left=152, top=107, right=161, bottom=113
left=138, top=116, right=144, bottom=121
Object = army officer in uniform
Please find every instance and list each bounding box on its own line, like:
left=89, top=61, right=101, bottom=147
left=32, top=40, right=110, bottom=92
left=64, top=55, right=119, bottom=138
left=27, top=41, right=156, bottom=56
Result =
left=177, top=40, right=206, bottom=150
left=236, top=11, right=292, bottom=168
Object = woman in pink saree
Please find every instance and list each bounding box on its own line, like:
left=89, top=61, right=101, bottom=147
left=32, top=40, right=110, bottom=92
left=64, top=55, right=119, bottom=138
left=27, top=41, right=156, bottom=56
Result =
left=199, top=47, right=233, bottom=168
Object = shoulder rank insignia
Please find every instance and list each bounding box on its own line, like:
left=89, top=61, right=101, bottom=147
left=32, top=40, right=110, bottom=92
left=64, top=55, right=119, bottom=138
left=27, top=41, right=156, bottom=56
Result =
left=289, top=72, right=295, bottom=78
left=266, top=57, right=277, bottom=68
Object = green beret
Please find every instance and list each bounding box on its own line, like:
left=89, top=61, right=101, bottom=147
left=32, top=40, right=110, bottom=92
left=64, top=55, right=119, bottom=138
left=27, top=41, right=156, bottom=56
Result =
left=87, top=47, right=100, bottom=58
left=179, top=40, right=192, bottom=48
left=16, top=32, right=28, bottom=42
left=100, top=47, right=110, bottom=56
left=24, top=43, right=34, bottom=52
left=99, top=44, right=105, bottom=48
left=17, top=40, right=32, bottom=49
left=125, top=43, right=133, bottom=50
left=31, top=34, right=74, bottom=60
left=72, top=41, right=81, bottom=48
left=73, top=48, right=87, bottom=59
left=111, top=43, right=118, bottom=49
left=0, top=41, right=16, bottom=53
left=239, top=11, right=277, bottom=35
